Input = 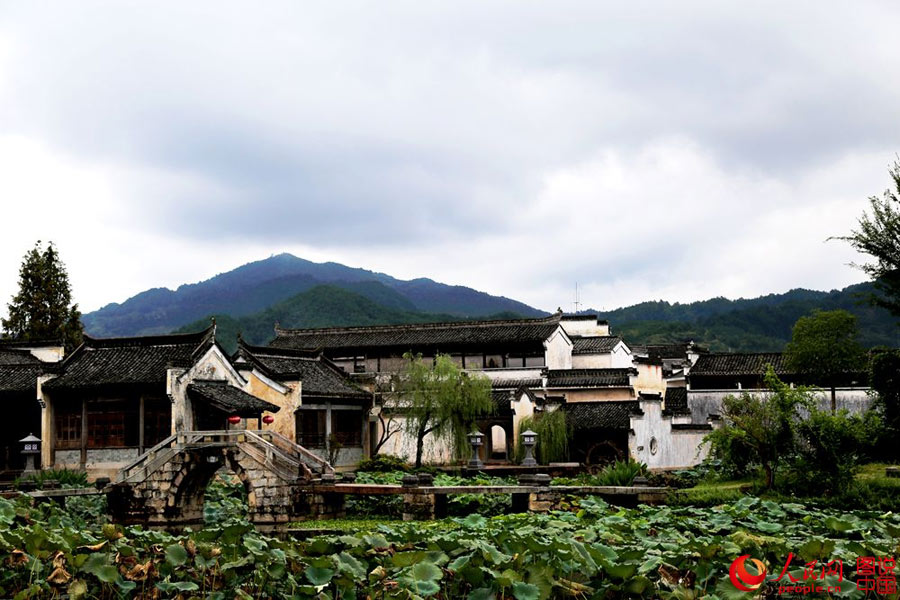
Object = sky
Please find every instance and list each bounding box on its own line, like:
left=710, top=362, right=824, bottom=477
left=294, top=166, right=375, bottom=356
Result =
left=1, top=2, right=898, bottom=316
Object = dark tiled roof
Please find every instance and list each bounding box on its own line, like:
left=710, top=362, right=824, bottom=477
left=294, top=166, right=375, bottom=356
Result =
left=689, top=353, right=788, bottom=377
left=571, top=336, right=622, bottom=355
left=546, top=368, right=634, bottom=388
left=0, top=349, right=42, bottom=365
left=269, top=313, right=563, bottom=351
left=0, top=364, right=45, bottom=394
left=45, top=327, right=215, bottom=390
left=663, top=387, right=689, bottom=415
left=187, top=380, right=279, bottom=415
left=489, top=390, right=515, bottom=415
left=565, top=401, right=640, bottom=431
left=237, top=344, right=369, bottom=400
left=489, top=377, right=543, bottom=389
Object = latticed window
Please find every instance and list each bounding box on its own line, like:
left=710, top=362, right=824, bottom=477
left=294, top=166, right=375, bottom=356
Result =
left=333, top=410, right=362, bottom=446
left=55, top=404, right=81, bottom=449
left=86, top=400, right=139, bottom=448
left=297, top=410, right=326, bottom=448
left=143, top=398, right=171, bottom=447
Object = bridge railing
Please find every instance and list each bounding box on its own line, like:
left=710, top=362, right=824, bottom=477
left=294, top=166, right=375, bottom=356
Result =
left=252, top=429, right=335, bottom=476
left=114, top=430, right=331, bottom=485
left=115, top=433, right=181, bottom=484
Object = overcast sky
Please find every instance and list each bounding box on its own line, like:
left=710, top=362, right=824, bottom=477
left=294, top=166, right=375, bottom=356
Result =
left=1, top=2, right=898, bottom=316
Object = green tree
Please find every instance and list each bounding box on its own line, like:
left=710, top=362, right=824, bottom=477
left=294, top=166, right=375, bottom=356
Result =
left=784, top=309, right=866, bottom=412
left=1, top=241, right=83, bottom=350
left=395, top=353, right=493, bottom=468
left=835, top=159, right=900, bottom=316
left=869, top=348, right=900, bottom=459
left=793, top=407, right=880, bottom=495
left=704, top=367, right=812, bottom=488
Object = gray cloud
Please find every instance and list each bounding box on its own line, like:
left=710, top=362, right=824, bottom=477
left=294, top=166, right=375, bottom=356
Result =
left=0, top=1, right=897, bottom=312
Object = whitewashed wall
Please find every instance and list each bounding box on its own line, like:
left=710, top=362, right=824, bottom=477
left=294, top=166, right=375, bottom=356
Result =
left=629, top=398, right=713, bottom=469
left=687, top=388, right=874, bottom=423
left=544, top=328, right=573, bottom=370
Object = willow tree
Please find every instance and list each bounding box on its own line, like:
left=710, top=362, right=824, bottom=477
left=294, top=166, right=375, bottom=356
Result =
left=2, top=241, right=83, bottom=350
left=397, top=353, right=493, bottom=468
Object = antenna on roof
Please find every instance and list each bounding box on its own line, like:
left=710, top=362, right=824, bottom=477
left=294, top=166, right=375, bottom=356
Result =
left=573, top=282, right=582, bottom=314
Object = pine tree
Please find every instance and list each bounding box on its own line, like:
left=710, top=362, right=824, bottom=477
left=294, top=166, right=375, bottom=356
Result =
left=2, top=241, right=83, bottom=350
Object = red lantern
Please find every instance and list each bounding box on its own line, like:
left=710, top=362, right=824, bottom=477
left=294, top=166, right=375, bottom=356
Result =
left=227, top=415, right=241, bottom=425
left=262, top=415, right=275, bottom=425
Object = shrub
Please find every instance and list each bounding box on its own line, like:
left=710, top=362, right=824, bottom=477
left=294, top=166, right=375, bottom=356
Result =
left=788, top=408, right=878, bottom=496
left=595, top=459, right=647, bottom=486
left=357, top=454, right=411, bottom=473
left=17, top=468, right=89, bottom=489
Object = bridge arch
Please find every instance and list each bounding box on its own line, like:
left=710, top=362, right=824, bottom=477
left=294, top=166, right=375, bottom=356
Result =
left=107, top=430, right=333, bottom=530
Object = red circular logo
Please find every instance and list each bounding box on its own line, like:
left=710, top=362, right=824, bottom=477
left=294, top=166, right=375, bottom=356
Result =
left=729, top=555, right=767, bottom=592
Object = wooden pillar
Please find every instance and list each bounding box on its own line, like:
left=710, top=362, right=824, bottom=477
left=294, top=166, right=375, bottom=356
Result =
left=325, top=403, right=332, bottom=454
left=138, top=396, right=145, bottom=453
left=80, top=398, right=87, bottom=466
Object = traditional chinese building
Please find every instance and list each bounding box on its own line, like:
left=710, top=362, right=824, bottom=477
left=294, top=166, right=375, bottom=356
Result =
left=38, top=326, right=282, bottom=479
left=0, top=340, right=63, bottom=476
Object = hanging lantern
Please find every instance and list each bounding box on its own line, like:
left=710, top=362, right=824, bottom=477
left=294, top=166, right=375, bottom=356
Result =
left=262, top=415, right=275, bottom=425
left=227, top=415, right=242, bottom=425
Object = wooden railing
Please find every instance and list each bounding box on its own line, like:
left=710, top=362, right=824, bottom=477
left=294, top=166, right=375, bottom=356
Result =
left=114, top=430, right=331, bottom=485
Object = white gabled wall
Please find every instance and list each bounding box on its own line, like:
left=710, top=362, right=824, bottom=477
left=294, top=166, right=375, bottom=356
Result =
left=628, top=398, right=713, bottom=469
left=168, top=345, right=249, bottom=432
left=544, top=327, right=573, bottom=370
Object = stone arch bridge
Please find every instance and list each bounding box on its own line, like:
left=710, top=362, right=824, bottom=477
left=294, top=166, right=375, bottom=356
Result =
left=106, top=430, right=337, bottom=530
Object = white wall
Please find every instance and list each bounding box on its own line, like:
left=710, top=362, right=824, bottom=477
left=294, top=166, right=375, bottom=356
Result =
left=560, top=317, right=610, bottom=337
left=544, top=328, right=573, bottom=370
left=629, top=399, right=713, bottom=469
left=687, top=388, right=874, bottom=424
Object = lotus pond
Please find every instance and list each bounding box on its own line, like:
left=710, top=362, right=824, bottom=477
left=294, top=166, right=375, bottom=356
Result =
left=2, top=481, right=900, bottom=600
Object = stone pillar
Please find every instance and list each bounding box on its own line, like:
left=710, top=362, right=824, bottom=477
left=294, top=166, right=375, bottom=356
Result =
left=527, top=474, right=557, bottom=513
left=401, top=474, right=438, bottom=521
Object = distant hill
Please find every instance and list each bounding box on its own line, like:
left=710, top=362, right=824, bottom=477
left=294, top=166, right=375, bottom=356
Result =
left=82, top=253, right=545, bottom=337
left=596, top=282, right=900, bottom=351
left=176, top=285, right=527, bottom=353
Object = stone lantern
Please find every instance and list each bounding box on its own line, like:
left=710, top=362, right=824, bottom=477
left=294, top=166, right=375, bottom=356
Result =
left=467, top=430, right=485, bottom=469
left=20, top=433, right=41, bottom=474
left=520, top=429, right=538, bottom=466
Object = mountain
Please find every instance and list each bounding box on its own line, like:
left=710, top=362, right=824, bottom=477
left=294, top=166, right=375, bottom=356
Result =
left=176, top=285, right=523, bottom=353
left=82, top=254, right=545, bottom=337
left=596, top=282, right=900, bottom=352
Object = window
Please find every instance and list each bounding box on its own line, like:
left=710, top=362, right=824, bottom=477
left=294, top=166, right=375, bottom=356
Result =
left=333, top=410, right=362, bottom=446
left=144, top=398, right=171, bottom=447
left=87, top=400, right=139, bottom=448
left=55, top=404, right=81, bottom=449
left=297, top=410, right=326, bottom=448
left=506, top=355, right=525, bottom=368
left=525, top=355, right=546, bottom=367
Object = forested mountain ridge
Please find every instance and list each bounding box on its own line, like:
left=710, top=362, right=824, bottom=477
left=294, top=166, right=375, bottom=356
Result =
left=598, top=282, right=899, bottom=351
left=82, top=253, right=545, bottom=337
left=175, top=285, right=528, bottom=353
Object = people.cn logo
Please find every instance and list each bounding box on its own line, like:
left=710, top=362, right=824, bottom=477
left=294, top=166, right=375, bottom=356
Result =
left=730, top=555, right=767, bottom=592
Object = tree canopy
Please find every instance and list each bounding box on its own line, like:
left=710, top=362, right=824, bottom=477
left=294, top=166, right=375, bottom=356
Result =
left=395, top=353, right=493, bottom=468
left=784, top=309, right=865, bottom=410
left=705, top=367, right=813, bottom=488
left=836, top=159, right=900, bottom=316
left=1, top=241, right=83, bottom=350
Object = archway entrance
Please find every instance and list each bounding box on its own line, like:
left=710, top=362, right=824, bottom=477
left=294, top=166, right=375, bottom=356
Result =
left=489, top=425, right=508, bottom=461
left=202, top=470, right=250, bottom=526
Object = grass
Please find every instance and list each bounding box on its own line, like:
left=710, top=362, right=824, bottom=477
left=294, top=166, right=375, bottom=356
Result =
left=667, top=478, right=755, bottom=506
left=670, top=462, right=900, bottom=509
left=855, top=462, right=900, bottom=485
left=287, top=517, right=402, bottom=531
